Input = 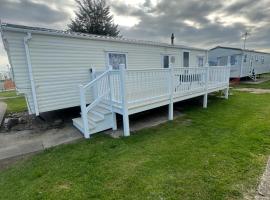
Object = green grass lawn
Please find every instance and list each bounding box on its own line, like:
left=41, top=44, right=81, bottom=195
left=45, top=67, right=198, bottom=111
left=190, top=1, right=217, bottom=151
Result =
left=0, top=91, right=27, bottom=113
left=1, top=92, right=270, bottom=199
left=0, top=90, right=17, bottom=98
left=2, top=96, right=27, bottom=113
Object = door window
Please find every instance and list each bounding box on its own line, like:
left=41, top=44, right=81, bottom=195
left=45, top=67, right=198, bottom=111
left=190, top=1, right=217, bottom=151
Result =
left=108, top=53, right=127, bottom=69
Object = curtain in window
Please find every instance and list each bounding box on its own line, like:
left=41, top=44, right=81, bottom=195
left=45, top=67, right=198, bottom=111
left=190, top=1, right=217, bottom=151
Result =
left=108, top=53, right=126, bottom=70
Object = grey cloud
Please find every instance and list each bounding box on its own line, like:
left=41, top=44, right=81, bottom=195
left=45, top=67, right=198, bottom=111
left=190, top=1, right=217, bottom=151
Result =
left=0, top=0, right=70, bottom=28
left=111, top=0, right=270, bottom=51
left=0, top=0, right=270, bottom=67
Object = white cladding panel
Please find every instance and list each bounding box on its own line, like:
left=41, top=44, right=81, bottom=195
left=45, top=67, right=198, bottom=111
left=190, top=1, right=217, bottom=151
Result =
left=3, top=31, right=35, bottom=113
left=3, top=30, right=206, bottom=113
left=209, top=47, right=270, bottom=78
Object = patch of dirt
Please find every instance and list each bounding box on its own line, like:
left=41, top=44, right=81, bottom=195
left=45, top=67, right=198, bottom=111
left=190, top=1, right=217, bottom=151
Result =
left=0, top=112, right=64, bottom=133
left=0, top=107, right=81, bottom=134
left=234, top=88, right=270, bottom=94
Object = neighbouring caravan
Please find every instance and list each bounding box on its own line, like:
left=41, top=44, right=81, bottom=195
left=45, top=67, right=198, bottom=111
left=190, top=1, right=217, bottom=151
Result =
left=1, top=23, right=230, bottom=138
left=209, top=46, right=270, bottom=79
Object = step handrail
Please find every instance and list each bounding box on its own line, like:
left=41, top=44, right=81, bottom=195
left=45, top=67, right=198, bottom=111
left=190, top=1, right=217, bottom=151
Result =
left=83, top=70, right=110, bottom=89
left=79, top=68, right=111, bottom=138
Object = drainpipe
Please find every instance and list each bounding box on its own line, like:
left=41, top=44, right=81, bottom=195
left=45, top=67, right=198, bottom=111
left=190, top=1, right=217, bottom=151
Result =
left=24, top=32, right=39, bottom=116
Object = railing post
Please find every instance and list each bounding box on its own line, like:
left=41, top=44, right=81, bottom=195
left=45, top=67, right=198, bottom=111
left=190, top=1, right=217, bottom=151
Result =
left=119, top=64, right=130, bottom=137
left=108, top=65, right=117, bottom=131
left=168, top=65, right=174, bottom=120
left=203, top=66, right=209, bottom=108
left=79, top=85, right=90, bottom=138
left=90, top=68, right=97, bottom=100
left=224, top=67, right=230, bottom=99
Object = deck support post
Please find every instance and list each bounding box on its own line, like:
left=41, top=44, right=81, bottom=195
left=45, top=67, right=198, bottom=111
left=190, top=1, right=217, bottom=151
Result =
left=79, top=85, right=90, bottom=139
left=112, top=113, right=117, bottom=131
left=119, top=64, right=130, bottom=137
left=203, top=66, right=209, bottom=108
left=203, top=93, right=208, bottom=108
left=224, top=87, right=229, bottom=99
left=168, top=65, right=174, bottom=120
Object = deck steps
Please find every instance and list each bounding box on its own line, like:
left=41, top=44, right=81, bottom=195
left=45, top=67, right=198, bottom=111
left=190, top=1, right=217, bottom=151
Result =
left=72, top=102, right=114, bottom=136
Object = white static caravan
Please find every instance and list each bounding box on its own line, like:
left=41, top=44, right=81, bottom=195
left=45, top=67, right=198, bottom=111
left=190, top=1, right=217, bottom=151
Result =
left=1, top=23, right=230, bottom=138
left=209, top=46, right=270, bottom=79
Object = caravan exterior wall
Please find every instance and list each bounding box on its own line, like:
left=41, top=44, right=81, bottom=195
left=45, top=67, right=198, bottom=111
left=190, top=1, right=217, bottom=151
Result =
left=209, top=47, right=270, bottom=78
left=2, top=28, right=207, bottom=115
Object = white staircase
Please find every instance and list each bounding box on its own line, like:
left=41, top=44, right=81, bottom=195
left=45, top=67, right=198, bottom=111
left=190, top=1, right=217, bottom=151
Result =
left=72, top=102, right=115, bottom=136
left=249, top=68, right=257, bottom=81
left=73, top=69, right=117, bottom=138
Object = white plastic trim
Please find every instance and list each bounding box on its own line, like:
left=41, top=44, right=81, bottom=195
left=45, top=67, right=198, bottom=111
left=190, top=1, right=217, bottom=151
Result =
left=23, top=32, right=39, bottom=116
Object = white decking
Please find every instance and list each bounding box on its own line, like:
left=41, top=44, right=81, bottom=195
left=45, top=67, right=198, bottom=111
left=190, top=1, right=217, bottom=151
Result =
left=73, top=65, right=230, bottom=138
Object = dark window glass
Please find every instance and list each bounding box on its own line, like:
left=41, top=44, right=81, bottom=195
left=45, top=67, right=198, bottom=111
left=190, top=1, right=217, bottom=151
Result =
left=230, top=55, right=237, bottom=65
left=163, top=55, right=169, bottom=68
left=183, top=52, right=189, bottom=67
left=244, top=54, right=247, bottom=62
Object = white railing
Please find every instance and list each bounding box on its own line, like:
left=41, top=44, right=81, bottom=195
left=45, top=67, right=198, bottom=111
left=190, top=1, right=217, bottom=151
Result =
left=79, top=69, right=111, bottom=138
left=174, top=67, right=207, bottom=94
left=208, top=66, right=230, bottom=89
left=79, top=65, right=230, bottom=137
left=125, top=68, right=170, bottom=104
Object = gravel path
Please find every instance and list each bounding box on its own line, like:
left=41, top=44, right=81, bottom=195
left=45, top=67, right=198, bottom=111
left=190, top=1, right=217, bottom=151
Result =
left=255, top=157, right=270, bottom=200
left=234, top=88, right=270, bottom=94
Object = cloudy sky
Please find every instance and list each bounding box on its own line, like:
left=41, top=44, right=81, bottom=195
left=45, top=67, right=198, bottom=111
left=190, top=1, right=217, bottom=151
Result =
left=0, top=0, right=270, bottom=70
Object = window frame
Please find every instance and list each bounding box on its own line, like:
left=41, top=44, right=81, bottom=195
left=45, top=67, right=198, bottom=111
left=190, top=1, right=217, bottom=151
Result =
left=197, top=55, right=204, bottom=67
left=230, top=55, right=238, bottom=66
left=243, top=54, right=247, bottom=63
left=255, top=55, right=259, bottom=62
left=183, top=51, right=190, bottom=67
left=261, top=56, right=265, bottom=64
left=161, top=54, right=170, bottom=68
left=161, top=54, right=176, bottom=68
left=106, top=51, right=128, bottom=70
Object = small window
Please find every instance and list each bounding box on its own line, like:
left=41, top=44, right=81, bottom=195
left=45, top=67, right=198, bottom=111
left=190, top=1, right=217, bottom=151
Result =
left=163, top=55, right=169, bottom=68
left=255, top=55, right=258, bottom=61
left=230, top=55, right=237, bottom=65
left=217, top=56, right=228, bottom=66
left=197, top=56, right=204, bottom=67
left=244, top=54, right=247, bottom=62
left=183, top=52, right=189, bottom=67
left=261, top=56, right=265, bottom=64
left=107, top=52, right=127, bottom=70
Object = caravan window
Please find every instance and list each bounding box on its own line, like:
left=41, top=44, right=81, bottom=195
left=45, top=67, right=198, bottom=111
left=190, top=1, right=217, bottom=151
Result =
left=108, top=53, right=127, bottom=70
left=197, top=56, right=204, bottom=67
left=244, top=54, right=247, bottom=62
left=255, top=55, right=259, bottom=61
left=217, top=56, right=227, bottom=66
left=183, top=52, right=189, bottom=67
left=163, top=55, right=169, bottom=68
left=261, top=56, right=265, bottom=64
left=230, top=55, right=237, bottom=65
